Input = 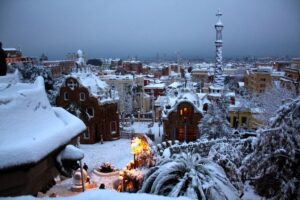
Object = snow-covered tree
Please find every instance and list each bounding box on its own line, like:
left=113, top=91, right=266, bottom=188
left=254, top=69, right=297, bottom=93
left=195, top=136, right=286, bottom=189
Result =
left=250, top=83, right=296, bottom=125
left=140, top=152, right=239, bottom=200
left=242, top=96, right=300, bottom=199
left=209, top=143, right=244, bottom=195
left=199, top=102, right=232, bottom=140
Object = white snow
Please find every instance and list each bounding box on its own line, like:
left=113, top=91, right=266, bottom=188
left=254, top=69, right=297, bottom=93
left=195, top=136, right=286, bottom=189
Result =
left=45, top=139, right=133, bottom=196
left=59, top=145, right=84, bottom=161
left=68, top=72, right=119, bottom=104
left=0, top=76, right=86, bottom=169
left=144, top=83, right=166, bottom=90
left=10, top=189, right=190, bottom=200
left=0, top=70, right=20, bottom=84
left=124, top=122, right=163, bottom=144
left=168, top=82, right=182, bottom=89
left=242, top=182, right=262, bottom=200
left=79, top=139, right=133, bottom=171
left=71, top=72, right=109, bottom=95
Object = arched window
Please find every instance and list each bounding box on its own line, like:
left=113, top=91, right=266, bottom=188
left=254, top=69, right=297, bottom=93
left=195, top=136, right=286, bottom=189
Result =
left=203, top=103, right=208, bottom=112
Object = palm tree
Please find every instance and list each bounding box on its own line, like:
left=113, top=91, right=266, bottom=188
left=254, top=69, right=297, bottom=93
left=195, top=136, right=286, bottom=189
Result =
left=140, top=152, right=239, bottom=200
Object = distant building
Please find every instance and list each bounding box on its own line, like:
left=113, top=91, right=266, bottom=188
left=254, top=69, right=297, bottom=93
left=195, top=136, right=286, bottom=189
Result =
left=56, top=71, right=120, bottom=144
left=100, top=74, right=147, bottom=114
left=122, top=60, right=143, bottom=74
left=191, top=63, right=214, bottom=92
left=274, top=61, right=291, bottom=72
left=227, top=93, right=262, bottom=130
left=4, top=48, right=23, bottom=64
left=244, top=66, right=274, bottom=93
left=0, top=73, right=85, bottom=196
left=144, top=82, right=166, bottom=99
left=281, top=58, right=300, bottom=94
left=43, top=60, right=75, bottom=78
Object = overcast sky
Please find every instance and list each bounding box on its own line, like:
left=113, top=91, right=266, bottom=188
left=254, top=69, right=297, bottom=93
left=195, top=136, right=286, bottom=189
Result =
left=0, top=0, right=299, bottom=60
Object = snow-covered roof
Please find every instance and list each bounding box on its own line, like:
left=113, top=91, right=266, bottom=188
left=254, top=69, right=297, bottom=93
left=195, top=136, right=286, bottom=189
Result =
left=168, top=81, right=183, bottom=89
left=238, top=82, right=245, bottom=87
left=71, top=72, right=108, bottom=93
left=162, top=88, right=209, bottom=119
left=272, top=71, right=285, bottom=77
left=0, top=76, right=86, bottom=169
left=144, top=83, right=166, bottom=90
left=69, top=72, right=119, bottom=104
left=3, top=48, right=18, bottom=51
left=155, top=96, right=169, bottom=107
left=100, top=74, right=134, bottom=81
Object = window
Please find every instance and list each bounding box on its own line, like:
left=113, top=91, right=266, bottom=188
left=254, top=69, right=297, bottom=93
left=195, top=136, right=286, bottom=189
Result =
left=241, top=117, right=247, bottom=124
left=260, top=78, right=266, bottom=82
left=84, top=127, right=90, bottom=139
left=230, top=97, right=235, bottom=105
left=180, top=106, right=191, bottom=116
left=64, top=92, right=69, bottom=100
left=86, top=107, right=94, bottom=118
left=79, top=92, right=85, bottom=101
left=183, top=107, right=190, bottom=115
left=110, top=121, right=117, bottom=135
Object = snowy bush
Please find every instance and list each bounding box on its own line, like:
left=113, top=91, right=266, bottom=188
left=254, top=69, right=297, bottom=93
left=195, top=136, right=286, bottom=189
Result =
left=242, top=96, right=300, bottom=199
left=209, top=143, right=244, bottom=195
left=140, top=152, right=239, bottom=200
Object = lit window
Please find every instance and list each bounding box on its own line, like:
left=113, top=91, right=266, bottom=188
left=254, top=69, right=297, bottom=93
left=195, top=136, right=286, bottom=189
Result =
left=86, top=107, right=94, bottom=118
left=79, top=92, right=85, bottom=101
left=64, top=92, right=69, bottom=100
left=180, top=109, right=183, bottom=116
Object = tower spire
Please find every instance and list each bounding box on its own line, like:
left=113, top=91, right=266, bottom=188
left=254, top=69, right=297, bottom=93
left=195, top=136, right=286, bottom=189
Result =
left=209, top=10, right=225, bottom=99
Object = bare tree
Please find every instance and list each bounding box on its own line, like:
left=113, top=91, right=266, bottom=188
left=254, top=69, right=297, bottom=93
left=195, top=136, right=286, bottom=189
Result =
left=250, top=82, right=296, bottom=125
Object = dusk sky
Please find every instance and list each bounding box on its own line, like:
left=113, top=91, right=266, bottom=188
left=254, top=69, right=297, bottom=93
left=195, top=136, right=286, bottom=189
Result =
left=0, top=0, right=299, bottom=60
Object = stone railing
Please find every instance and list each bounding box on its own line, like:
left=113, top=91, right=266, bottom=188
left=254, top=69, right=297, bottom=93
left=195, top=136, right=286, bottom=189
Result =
left=152, top=138, right=241, bottom=158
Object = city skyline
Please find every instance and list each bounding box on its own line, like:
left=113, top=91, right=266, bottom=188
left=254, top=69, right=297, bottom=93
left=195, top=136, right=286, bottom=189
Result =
left=0, top=0, right=299, bottom=60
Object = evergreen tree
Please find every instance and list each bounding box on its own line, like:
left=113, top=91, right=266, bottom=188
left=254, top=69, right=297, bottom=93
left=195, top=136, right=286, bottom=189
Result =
left=199, top=102, right=232, bottom=140
left=242, top=96, right=300, bottom=199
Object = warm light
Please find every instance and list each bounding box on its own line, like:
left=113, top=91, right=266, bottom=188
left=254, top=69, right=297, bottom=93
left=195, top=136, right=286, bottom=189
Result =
left=131, top=137, right=143, bottom=155
left=119, top=171, right=124, bottom=176
left=131, top=137, right=149, bottom=155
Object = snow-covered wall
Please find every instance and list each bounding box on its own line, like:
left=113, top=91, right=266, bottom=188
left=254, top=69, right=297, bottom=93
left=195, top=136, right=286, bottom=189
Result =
left=0, top=76, right=86, bottom=169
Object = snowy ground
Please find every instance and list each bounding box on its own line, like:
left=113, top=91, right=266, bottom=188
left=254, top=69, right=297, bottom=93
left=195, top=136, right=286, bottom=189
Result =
left=46, top=139, right=133, bottom=197
left=241, top=182, right=263, bottom=200
left=124, top=121, right=164, bottom=144
left=80, top=139, right=133, bottom=171
left=12, top=190, right=190, bottom=200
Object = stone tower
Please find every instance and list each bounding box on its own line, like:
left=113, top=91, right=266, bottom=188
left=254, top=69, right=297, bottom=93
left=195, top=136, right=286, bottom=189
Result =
left=209, top=9, right=225, bottom=98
